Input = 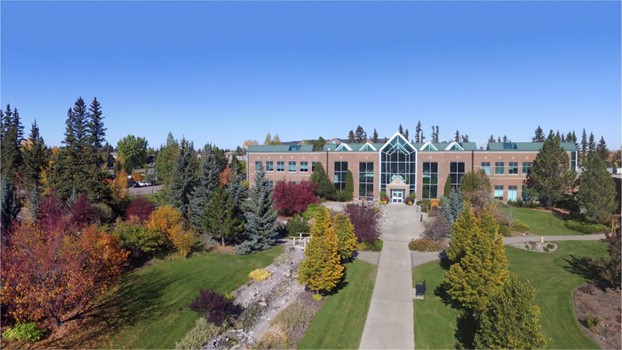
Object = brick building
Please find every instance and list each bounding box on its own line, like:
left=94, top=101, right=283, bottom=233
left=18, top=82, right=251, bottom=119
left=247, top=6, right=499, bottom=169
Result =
left=247, top=132, right=577, bottom=203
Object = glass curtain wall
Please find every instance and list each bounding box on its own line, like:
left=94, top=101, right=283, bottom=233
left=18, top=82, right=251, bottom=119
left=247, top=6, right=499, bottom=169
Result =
left=359, top=162, right=374, bottom=200
left=381, top=136, right=417, bottom=193
left=422, top=162, right=438, bottom=199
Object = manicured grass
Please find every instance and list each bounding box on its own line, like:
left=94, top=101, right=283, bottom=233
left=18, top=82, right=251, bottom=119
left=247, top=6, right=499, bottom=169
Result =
left=412, top=261, right=460, bottom=349
left=412, top=241, right=607, bottom=349
left=503, top=207, right=581, bottom=235
left=99, top=246, right=283, bottom=349
left=298, top=260, right=378, bottom=349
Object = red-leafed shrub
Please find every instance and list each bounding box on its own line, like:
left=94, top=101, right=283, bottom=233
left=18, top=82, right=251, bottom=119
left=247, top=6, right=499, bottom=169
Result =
left=344, top=204, right=382, bottom=244
left=37, top=192, right=70, bottom=234
left=71, top=195, right=99, bottom=227
left=124, top=196, right=155, bottom=222
left=273, top=181, right=319, bottom=216
left=189, top=289, right=233, bottom=324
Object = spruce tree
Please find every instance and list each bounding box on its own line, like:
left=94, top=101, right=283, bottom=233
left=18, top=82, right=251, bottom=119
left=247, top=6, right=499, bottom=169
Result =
left=354, top=125, right=366, bottom=143
left=263, top=133, right=272, bottom=145
left=156, top=132, right=179, bottom=187
left=580, top=129, right=588, bottom=166
left=588, top=132, right=596, bottom=152
left=332, top=213, right=357, bottom=262
left=190, top=144, right=226, bottom=227
left=415, top=121, right=422, bottom=143
left=202, top=186, right=243, bottom=246
left=532, top=126, right=545, bottom=142
left=404, top=128, right=409, bottom=140
left=398, top=124, right=404, bottom=137
left=310, top=162, right=335, bottom=200
left=596, top=136, right=609, bottom=163
left=474, top=276, right=549, bottom=349
left=21, top=121, right=48, bottom=193
left=372, top=128, right=379, bottom=143
left=239, top=163, right=277, bottom=254
left=298, top=206, right=344, bottom=294
left=169, top=138, right=198, bottom=221
left=454, top=130, right=460, bottom=142
left=348, top=130, right=355, bottom=143
left=0, top=105, right=24, bottom=186
left=524, top=132, right=575, bottom=208
left=440, top=189, right=464, bottom=224
left=0, top=177, right=20, bottom=234
left=578, top=152, right=616, bottom=223
left=87, top=97, right=106, bottom=167
left=443, top=174, right=452, bottom=197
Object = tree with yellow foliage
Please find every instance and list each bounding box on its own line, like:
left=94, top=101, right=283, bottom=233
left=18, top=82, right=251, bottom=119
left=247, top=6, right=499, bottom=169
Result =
left=332, top=213, right=357, bottom=262
left=298, top=207, right=344, bottom=294
left=147, top=205, right=196, bottom=258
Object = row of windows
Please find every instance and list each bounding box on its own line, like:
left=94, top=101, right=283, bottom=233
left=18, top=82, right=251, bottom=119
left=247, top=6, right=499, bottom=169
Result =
left=481, top=162, right=532, bottom=175
left=494, top=185, right=518, bottom=201
left=256, top=161, right=317, bottom=173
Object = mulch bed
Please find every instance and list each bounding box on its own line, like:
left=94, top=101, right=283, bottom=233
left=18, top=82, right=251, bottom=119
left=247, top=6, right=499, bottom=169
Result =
left=573, top=284, right=621, bottom=350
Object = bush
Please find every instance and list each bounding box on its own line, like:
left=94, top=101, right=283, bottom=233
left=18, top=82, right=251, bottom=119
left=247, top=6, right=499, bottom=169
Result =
left=408, top=237, right=443, bottom=252
left=564, top=220, right=607, bottom=234
left=70, top=195, right=99, bottom=227
left=124, top=196, right=155, bottom=222
left=256, top=326, right=288, bottom=349
left=333, top=190, right=350, bottom=202
left=498, top=224, right=511, bottom=237
left=169, top=224, right=197, bottom=258
left=424, top=215, right=451, bottom=241
left=1, top=322, right=45, bottom=342
left=583, top=315, right=601, bottom=331
left=92, top=203, right=115, bottom=224
left=360, top=239, right=383, bottom=252
left=111, top=222, right=170, bottom=262
left=175, top=317, right=221, bottom=350
left=273, top=181, right=319, bottom=216
left=189, top=289, right=233, bottom=325
left=248, top=268, right=270, bottom=282
left=344, top=204, right=382, bottom=244
left=287, top=215, right=309, bottom=236
left=416, top=199, right=431, bottom=213
left=510, top=220, right=530, bottom=232
left=273, top=301, right=315, bottom=333
left=302, top=204, right=323, bottom=221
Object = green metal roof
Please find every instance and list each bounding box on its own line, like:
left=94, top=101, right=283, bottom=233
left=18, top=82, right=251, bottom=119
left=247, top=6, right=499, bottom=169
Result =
left=412, top=142, right=478, bottom=151
left=247, top=144, right=314, bottom=152
left=323, top=142, right=385, bottom=152
left=487, top=142, right=577, bottom=152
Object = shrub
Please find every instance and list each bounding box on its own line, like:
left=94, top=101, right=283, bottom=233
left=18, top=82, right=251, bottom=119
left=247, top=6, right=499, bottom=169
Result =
left=416, top=199, right=431, bottom=213
left=111, top=222, right=169, bottom=261
left=363, top=239, right=383, bottom=252
left=510, top=220, right=530, bottom=232
left=583, top=315, right=601, bottom=331
left=498, top=224, right=511, bottom=237
left=273, top=181, right=319, bottom=216
left=169, top=224, right=196, bottom=258
left=424, top=215, right=451, bottom=241
left=273, top=253, right=291, bottom=266
left=92, top=203, right=115, bottom=224
left=302, top=204, right=323, bottom=221
left=248, top=268, right=270, bottom=282
left=124, top=196, right=155, bottom=222
left=70, top=195, right=99, bottom=227
left=344, top=204, right=382, bottom=244
left=333, top=190, right=350, bottom=202
left=256, top=326, right=288, bottom=349
left=408, top=237, right=444, bottom=252
left=147, top=205, right=183, bottom=233
left=1, top=322, right=45, bottom=342
left=564, top=220, right=607, bottom=234
left=287, top=215, right=309, bottom=236
left=332, top=213, right=357, bottom=261
left=272, top=302, right=314, bottom=333
left=189, top=289, right=233, bottom=325
left=175, top=317, right=221, bottom=350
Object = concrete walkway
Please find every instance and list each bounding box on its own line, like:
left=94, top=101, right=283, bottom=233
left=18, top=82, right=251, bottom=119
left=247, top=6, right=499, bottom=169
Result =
left=503, top=234, right=606, bottom=244
left=359, top=205, right=424, bottom=349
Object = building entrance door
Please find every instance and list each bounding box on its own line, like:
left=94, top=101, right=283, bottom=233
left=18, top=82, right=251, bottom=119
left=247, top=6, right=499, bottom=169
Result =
left=391, top=189, right=404, bottom=204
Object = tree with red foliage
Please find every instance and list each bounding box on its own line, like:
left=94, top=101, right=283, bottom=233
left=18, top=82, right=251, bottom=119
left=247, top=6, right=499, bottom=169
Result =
left=273, top=181, right=319, bottom=216
left=1, top=223, right=128, bottom=326
left=344, top=204, right=382, bottom=244
left=37, top=191, right=71, bottom=233
left=71, top=195, right=99, bottom=227
left=124, top=196, right=155, bottom=222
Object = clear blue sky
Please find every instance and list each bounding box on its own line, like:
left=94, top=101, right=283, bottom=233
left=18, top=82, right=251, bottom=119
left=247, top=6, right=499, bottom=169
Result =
left=2, top=1, right=620, bottom=150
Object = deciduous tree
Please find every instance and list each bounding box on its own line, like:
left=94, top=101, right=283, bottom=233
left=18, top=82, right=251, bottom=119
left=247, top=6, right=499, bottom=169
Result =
left=117, top=134, right=148, bottom=173
left=273, top=181, right=319, bottom=216
left=344, top=204, right=382, bottom=244
left=460, top=170, right=492, bottom=210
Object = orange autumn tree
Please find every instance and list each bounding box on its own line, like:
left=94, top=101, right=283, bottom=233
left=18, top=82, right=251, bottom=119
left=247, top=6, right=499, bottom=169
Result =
left=1, top=223, right=128, bottom=325
left=147, top=205, right=196, bottom=258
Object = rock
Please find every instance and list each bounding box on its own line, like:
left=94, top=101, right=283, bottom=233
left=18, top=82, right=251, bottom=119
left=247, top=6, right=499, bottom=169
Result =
left=259, top=301, right=268, bottom=307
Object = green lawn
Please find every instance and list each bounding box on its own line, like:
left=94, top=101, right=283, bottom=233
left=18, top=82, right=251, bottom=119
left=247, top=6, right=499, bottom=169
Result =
left=412, top=241, right=607, bottom=349
left=503, top=207, right=581, bottom=235
left=298, top=259, right=378, bottom=349
left=98, top=246, right=283, bottom=349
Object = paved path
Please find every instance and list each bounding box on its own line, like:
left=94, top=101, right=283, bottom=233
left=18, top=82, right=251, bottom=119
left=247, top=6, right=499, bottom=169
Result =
left=503, top=234, right=606, bottom=243
left=359, top=205, right=424, bottom=349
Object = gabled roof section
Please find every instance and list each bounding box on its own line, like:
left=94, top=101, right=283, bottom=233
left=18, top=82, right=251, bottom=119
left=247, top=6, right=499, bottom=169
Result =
left=413, top=142, right=477, bottom=151
left=419, top=142, right=438, bottom=151
left=380, top=131, right=417, bottom=153
left=445, top=141, right=464, bottom=151
left=247, top=144, right=314, bottom=152
left=335, top=143, right=352, bottom=152
left=487, top=142, right=577, bottom=152
left=359, top=142, right=377, bottom=152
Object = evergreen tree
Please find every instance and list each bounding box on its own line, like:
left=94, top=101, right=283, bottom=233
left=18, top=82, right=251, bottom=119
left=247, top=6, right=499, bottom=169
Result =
left=474, top=276, right=549, bottom=349
left=21, top=121, right=48, bottom=193
left=238, top=163, right=278, bottom=254
left=443, top=208, right=509, bottom=313
left=566, top=131, right=573, bottom=144
left=445, top=206, right=478, bottom=263
left=354, top=125, right=366, bottom=143
left=271, top=134, right=281, bottom=145
left=588, top=132, right=596, bottom=152
left=298, top=206, right=344, bottom=294
left=415, top=121, right=422, bottom=143
left=372, top=129, right=379, bottom=143
left=0, top=177, right=20, bottom=235
left=443, top=174, right=452, bottom=197
left=348, top=130, right=355, bottom=143
left=202, top=186, right=243, bottom=246
left=461, top=134, right=469, bottom=142
left=404, top=128, right=409, bottom=140
left=169, top=138, right=198, bottom=221
left=524, top=132, right=575, bottom=208
left=596, top=136, right=609, bottom=163
left=332, top=213, right=357, bottom=262
left=435, top=126, right=440, bottom=142
left=263, top=133, right=272, bottom=145
left=398, top=124, right=404, bottom=137
left=454, top=130, right=460, bottom=142
left=344, top=170, right=354, bottom=200
left=439, top=189, right=464, bottom=224
left=87, top=97, right=107, bottom=168
left=190, top=144, right=227, bottom=227
left=580, top=129, right=588, bottom=166
left=532, top=126, right=545, bottom=142
left=310, top=162, right=335, bottom=200
left=27, top=185, right=41, bottom=222
left=0, top=105, right=24, bottom=186
left=571, top=130, right=577, bottom=144
left=487, top=135, right=495, bottom=143
left=156, top=132, right=179, bottom=187
left=578, top=152, right=616, bottom=223
left=226, top=155, right=248, bottom=227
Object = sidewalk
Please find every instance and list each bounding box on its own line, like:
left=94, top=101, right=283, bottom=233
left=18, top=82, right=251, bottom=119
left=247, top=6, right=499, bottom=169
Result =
left=359, top=205, right=425, bottom=349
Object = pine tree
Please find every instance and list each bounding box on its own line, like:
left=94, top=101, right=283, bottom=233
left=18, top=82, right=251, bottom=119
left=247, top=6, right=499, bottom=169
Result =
left=202, top=186, right=243, bottom=246
left=348, top=130, right=355, bottom=143
left=571, top=130, right=577, bottom=144
left=524, top=132, right=575, bottom=208
left=443, top=208, right=509, bottom=313
left=454, top=130, right=460, bottom=142
left=398, top=124, right=404, bottom=137
left=474, top=276, right=549, bottom=349
left=238, top=163, right=277, bottom=254
left=404, top=128, right=409, bottom=140
left=87, top=97, right=107, bottom=168
left=435, top=126, right=440, bottom=142
left=578, top=152, right=616, bottom=223
left=310, top=162, right=335, bottom=200
left=372, top=129, right=378, bottom=143
left=190, top=144, right=227, bottom=227
left=596, top=136, right=609, bottom=163
left=1, top=177, right=20, bottom=234
left=0, top=105, right=24, bottom=186
left=169, top=138, right=198, bottom=221
left=298, top=207, right=344, bottom=294
left=580, top=129, right=588, bottom=166
left=354, top=125, right=366, bottom=143
left=156, top=132, right=179, bottom=188
left=532, top=126, right=545, bottom=142
left=21, top=121, right=48, bottom=193
left=461, top=134, right=469, bottom=143
left=566, top=131, right=573, bottom=143
left=588, top=132, right=596, bottom=152
left=415, top=121, right=422, bottom=143
left=332, top=213, right=357, bottom=261
left=344, top=170, right=354, bottom=200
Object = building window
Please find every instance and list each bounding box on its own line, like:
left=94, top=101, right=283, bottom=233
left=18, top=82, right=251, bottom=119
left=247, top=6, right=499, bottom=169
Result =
left=266, top=161, right=274, bottom=172
left=380, top=135, right=417, bottom=194
left=508, top=185, right=518, bottom=201
left=334, top=161, right=348, bottom=191
left=449, top=162, right=465, bottom=191
left=571, top=151, right=577, bottom=171
left=277, top=161, right=285, bottom=172
left=494, top=185, right=504, bottom=200
left=422, top=162, right=438, bottom=199
left=481, top=162, right=491, bottom=175
left=255, top=161, right=262, bottom=173
left=288, top=161, right=296, bottom=172
left=509, top=162, right=518, bottom=174
left=300, top=161, right=308, bottom=172
left=495, top=162, right=504, bottom=175
left=268, top=180, right=274, bottom=189
left=522, top=162, right=532, bottom=175
left=359, top=162, right=374, bottom=200
left=312, top=161, right=318, bottom=172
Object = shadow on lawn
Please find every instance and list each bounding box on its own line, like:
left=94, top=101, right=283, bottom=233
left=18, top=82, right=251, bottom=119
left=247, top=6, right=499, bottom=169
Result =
left=564, top=255, right=605, bottom=288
